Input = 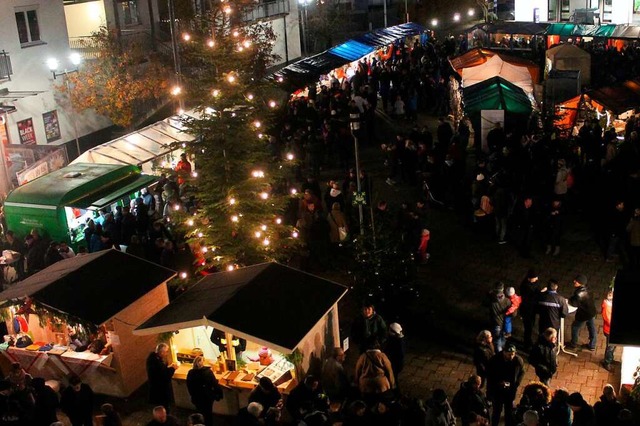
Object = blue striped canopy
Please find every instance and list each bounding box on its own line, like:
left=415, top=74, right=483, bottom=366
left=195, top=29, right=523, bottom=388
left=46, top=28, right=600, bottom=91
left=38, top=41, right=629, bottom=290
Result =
left=271, top=22, right=426, bottom=91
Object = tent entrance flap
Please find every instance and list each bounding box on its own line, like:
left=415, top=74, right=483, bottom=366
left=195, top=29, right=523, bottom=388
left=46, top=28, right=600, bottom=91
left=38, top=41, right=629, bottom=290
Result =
left=69, top=174, right=157, bottom=210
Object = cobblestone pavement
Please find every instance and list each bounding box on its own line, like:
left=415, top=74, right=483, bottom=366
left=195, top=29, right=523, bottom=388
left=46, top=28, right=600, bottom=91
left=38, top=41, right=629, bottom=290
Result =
left=359, top=111, right=621, bottom=410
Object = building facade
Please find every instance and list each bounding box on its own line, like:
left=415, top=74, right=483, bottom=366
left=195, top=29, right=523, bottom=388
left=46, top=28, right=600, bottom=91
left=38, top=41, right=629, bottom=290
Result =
left=0, top=0, right=110, bottom=156
left=515, top=0, right=640, bottom=24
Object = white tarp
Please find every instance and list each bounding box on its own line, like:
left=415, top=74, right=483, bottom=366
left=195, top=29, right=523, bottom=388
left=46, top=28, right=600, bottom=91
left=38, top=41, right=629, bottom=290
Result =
left=71, top=112, right=198, bottom=174
left=461, top=55, right=534, bottom=94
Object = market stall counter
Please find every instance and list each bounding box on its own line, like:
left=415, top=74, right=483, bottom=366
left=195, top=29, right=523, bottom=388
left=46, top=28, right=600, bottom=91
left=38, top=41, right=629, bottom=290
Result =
left=0, top=249, right=175, bottom=397
left=135, top=262, right=348, bottom=415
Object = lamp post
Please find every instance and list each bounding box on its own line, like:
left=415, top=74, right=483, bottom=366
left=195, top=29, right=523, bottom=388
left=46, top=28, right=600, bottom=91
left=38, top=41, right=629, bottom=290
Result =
left=298, top=0, right=309, bottom=57
left=349, top=108, right=365, bottom=236
left=404, top=0, right=410, bottom=23
left=47, top=53, right=81, bottom=157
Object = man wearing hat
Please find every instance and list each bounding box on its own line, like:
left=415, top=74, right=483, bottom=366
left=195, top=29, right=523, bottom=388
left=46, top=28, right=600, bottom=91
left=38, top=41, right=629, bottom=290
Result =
left=568, top=274, right=597, bottom=351
left=486, top=343, right=525, bottom=426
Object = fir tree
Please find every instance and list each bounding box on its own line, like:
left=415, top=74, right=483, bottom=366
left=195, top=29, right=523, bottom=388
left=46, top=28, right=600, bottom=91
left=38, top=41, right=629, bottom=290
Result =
left=174, top=2, right=300, bottom=272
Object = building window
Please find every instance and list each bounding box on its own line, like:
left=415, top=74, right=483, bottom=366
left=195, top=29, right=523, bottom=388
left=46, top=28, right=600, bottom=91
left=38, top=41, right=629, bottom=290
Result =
left=635, top=0, right=640, bottom=13
left=560, top=0, right=571, bottom=20
left=548, top=0, right=558, bottom=20
left=15, top=7, right=41, bottom=47
left=117, top=0, right=141, bottom=26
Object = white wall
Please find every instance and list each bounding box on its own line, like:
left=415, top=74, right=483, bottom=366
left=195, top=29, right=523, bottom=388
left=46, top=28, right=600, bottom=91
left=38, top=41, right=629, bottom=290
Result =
left=0, top=0, right=111, bottom=149
left=515, top=0, right=548, bottom=22
left=268, top=11, right=303, bottom=65
left=64, top=1, right=107, bottom=38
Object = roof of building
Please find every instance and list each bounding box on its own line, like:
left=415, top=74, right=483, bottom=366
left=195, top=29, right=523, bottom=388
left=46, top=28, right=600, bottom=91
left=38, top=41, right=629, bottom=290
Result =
left=0, top=249, right=175, bottom=325
left=135, top=263, right=348, bottom=354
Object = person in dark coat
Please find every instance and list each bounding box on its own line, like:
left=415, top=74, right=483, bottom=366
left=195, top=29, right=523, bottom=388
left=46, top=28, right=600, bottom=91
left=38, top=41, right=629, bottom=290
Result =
left=146, top=406, right=180, bottom=426
left=350, top=301, right=388, bottom=353
left=537, top=279, right=569, bottom=335
left=248, top=377, right=281, bottom=415
left=512, top=196, right=538, bottom=259
left=568, top=274, right=597, bottom=351
left=528, top=328, right=558, bottom=386
left=567, top=392, right=596, bottom=426
left=32, top=377, right=58, bottom=426
left=594, top=384, right=623, bottom=426
left=385, top=323, right=406, bottom=385
left=486, top=282, right=511, bottom=353
left=486, top=344, right=525, bottom=426
left=25, top=229, right=47, bottom=275
left=60, top=376, right=94, bottom=426
left=234, top=402, right=263, bottom=426
left=473, top=330, right=495, bottom=388
left=186, top=356, right=222, bottom=426
left=546, top=388, right=572, bottom=426
left=519, top=269, right=543, bottom=350
left=286, top=375, right=322, bottom=421
left=451, top=375, right=490, bottom=425
left=146, top=343, right=178, bottom=410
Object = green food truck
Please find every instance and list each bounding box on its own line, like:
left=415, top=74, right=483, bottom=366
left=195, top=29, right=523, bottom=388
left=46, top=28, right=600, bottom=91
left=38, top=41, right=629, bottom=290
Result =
left=3, top=163, right=157, bottom=247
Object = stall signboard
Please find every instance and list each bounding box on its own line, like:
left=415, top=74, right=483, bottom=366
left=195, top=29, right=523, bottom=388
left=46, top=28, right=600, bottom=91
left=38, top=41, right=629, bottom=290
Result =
left=43, top=110, right=61, bottom=143
left=17, top=161, right=49, bottom=185
left=17, top=118, right=36, bottom=145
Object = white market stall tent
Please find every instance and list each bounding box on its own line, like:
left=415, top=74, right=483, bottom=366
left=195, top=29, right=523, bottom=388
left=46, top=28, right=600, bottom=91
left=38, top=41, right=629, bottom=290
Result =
left=461, top=55, right=534, bottom=94
left=71, top=112, right=198, bottom=174
left=545, top=44, right=592, bottom=86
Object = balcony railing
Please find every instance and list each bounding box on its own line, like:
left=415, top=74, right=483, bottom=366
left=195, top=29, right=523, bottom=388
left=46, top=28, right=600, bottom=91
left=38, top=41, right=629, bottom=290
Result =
left=0, top=50, right=12, bottom=81
left=243, top=0, right=290, bottom=22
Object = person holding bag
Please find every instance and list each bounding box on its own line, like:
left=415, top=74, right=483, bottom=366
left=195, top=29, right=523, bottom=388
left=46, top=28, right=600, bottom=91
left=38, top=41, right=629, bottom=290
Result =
left=187, top=356, right=223, bottom=426
left=328, top=202, right=349, bottom=243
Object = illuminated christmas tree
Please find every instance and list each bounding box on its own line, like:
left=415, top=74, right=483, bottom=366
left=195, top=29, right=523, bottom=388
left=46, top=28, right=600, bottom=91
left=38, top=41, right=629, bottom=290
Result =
left=173, top=1, right=301, bottom=272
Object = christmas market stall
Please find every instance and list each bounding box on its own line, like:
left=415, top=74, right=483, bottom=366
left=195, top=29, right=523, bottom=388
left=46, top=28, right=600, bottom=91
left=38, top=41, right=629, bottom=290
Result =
left=3, top=163, right=157, bottom=248
left=545, top=44, right=591, bottom=87
left=610, top=269, right=640, bottom=397
left=465, top=22, right=547, bottom=51
left=0, top=249, right=175, bottom=397
left=554, top=78, right=640, bottom=136
left=70, top=112, right=197, bottom=174
left=271, top=22, right=427, bottom=93
left=462, top=76, right=536, bottom=151
left=134, top=262, right=348, bottom=415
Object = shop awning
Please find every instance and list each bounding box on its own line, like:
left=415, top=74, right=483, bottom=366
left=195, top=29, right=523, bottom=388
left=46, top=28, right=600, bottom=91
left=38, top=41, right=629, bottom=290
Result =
left=463, top=76, right=534, bottom=116
left=72, top=173, right=157, bottom=210
left=546, top=23, right=618, bottom=37
left=467, top=21, right=547, bottom=36
left=0, top=249, right=175, bottom=326
left=611, top=25, right=640, bottom=39
left=135, top=263, right=349, bottom=354
left=271, top=22, right=426, bottom=91
left=610, top=269, right=640, bottom=345
left=461, top=55, right=534, bottom=94
left=449, top=48, right=541, bottom=83
left=71, top=113, right=196, bottom=173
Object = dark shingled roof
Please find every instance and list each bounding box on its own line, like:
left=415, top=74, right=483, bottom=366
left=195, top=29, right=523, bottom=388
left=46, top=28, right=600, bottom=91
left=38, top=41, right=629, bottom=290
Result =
left=0, top=249, right=175, bottom=325
left=136, top=263, right=348, bottom=353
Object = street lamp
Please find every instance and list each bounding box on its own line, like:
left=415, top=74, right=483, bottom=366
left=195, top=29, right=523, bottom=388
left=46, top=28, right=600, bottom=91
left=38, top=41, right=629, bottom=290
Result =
left=349, top=108, right=365, bottom=236
left=468, top=8, right=475, bottom=16
left=47, top=54, right=81, bottom=157
left=453, top=13, right=461, bottom=21
left=298, top=0, right=309, bottom=57
left=431, top=18, right=439, bottom=27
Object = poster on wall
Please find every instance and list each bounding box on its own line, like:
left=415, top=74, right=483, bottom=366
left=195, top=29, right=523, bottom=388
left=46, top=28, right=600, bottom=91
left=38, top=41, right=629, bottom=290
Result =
left=17, top=118, right=36, bottom=145
left=43, top=110, right=61, bottom=143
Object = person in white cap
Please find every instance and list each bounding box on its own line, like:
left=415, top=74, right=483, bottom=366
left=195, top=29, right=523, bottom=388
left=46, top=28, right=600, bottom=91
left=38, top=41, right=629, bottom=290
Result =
left=385, top=323, right=406, bottom=386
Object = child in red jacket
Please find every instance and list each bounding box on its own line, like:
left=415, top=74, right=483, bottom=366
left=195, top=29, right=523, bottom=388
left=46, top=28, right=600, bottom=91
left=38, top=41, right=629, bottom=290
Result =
left=504, top=287, right=521, bottom=337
